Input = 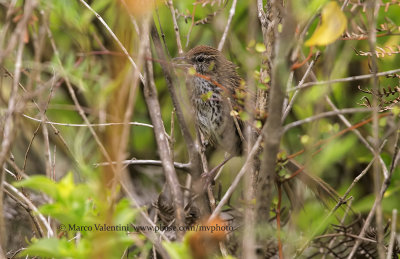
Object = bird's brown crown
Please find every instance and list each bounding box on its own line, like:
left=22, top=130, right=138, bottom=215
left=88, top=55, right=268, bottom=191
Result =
left=185, top=45, right=220, bottom=59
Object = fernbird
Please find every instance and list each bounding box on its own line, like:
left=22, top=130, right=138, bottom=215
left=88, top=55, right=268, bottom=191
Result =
left=178, top=45, right=245, bottom=156
left=175, top=45, right=339, bottom=206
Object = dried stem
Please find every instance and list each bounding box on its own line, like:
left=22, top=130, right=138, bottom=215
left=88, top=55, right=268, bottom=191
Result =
left=95, top=159, right=190, bottom=171
left=45, top=19, right=116, bottom=175
left=283, top=107, right=373, bottom=132
left=167, top=0, right=184, bottom=54
left=78, top=0, right=144, bottom=83
left=257, top=0, right=296, bottom=223
left=143, top=34, right=185, bottom=239
left=151, top=26, right=209, bottom=215
left=366, top=0, right=385, bottom=257
left=296, top=139, right=382, bottom=257
left=22, top=114, right=153, bottom=128
left=0, top=0, right=38, bottom=251
left=290, top=68, right=400, bottom=92
left=3, top=67, right=74, bottom=163
left=210, top=135, right=263, bottom=219
left=347, top=128, right=399, bottom=258
left=283, top=51, right=320, bottom=121
left=386, top=209, right=398, bottom=259
left=325, top=96, right=389, bottom=178
left=217, top=0, right=237, bottom=51
left=4, top=181, right=53, bottom=238
left=185, top=5, right=196, bottom=48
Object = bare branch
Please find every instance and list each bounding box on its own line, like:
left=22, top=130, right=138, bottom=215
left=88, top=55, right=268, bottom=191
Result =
left=167, top=0, right=183, bottom=54
left=4, top=181, right=53, bottom=238
left=77, top=0, right=144, bottom=83
left=283, top=51, right=320, bottom=121
left=386, top=209, right=398, bottom=259
left=257, top=0, right=296, bottom=223
left=143, top=33, right=185, bottom=239
left=22, top=114, right=153, bottom=128
left=217, top=0, right=238, bottom=51
left=325, top=96, right=389, bottom=178
left=283, top=107, right=373, bottom=132
left=290, top=68, right=400, bottom=92
left=0, top=0, right=38, bottom=251
left=94, top=159, right=191, bottom=172
left=366, top=0, right=385, bottom=257
left=210, top=135, right=263, bottom=219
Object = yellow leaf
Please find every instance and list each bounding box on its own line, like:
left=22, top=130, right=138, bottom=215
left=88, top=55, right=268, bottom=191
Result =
left=300, top=135, right=310, bottom=144
left=255, top=43, right=266, bottom=53
left=305, top=1, right=347, bottom=46
left=230, top=110, right=239, bottom=116
left=392, top=106, right=400, bottom=116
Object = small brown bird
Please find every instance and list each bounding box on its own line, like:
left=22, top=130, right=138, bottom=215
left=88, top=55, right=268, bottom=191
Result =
left=176, top=45, right=340, bottom=206
left=178, top=45, right=244, bottom=156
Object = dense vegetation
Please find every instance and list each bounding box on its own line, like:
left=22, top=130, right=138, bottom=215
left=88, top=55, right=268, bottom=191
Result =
left=0, top=0, right=399, bottom=258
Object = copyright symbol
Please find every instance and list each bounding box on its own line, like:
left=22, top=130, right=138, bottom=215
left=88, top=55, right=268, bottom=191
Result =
left=58, top=224, right=66, bottom=231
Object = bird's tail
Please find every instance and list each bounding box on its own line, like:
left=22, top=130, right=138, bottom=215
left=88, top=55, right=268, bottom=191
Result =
left=284, top=159, right=342, bottom=209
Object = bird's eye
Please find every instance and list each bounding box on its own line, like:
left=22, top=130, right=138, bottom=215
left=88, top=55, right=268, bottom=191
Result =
left=196, top=55, right=205, bottom=62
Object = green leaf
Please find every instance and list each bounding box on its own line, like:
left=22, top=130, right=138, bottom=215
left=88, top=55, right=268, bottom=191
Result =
left=255, top=43, right=266, bottom=53
left=14, top=176, right=58, bottom=198
left=20, top=238, right=90, bottom=259
left=163, top=240, right=192, bottom=259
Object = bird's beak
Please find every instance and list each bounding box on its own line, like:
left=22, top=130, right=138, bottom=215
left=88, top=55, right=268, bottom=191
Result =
left=171, top=56, right=191, bottom=68
left=172, top=56, right=186, bottom=62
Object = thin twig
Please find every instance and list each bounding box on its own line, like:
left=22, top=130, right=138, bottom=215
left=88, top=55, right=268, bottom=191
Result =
left=185, top=5, right=196, bottom=48
left=256, top=0, right=267, bottom=27
left=3, top=67, right=74, bottom=163
left=366, top=0, right=385, bottom=257
left=296, top=141, right=384, bottom=256
left=94, top=159, right=191, bottom=171
left=283, top=107, right=372, bottom=132
left=151, top=26, right=209, bottom=217
left=276, top=183, right=283, bottom=258
left=325, top=96, right=389, bottom=178
left=23, top=122, right=41, bottom=172
left=289, top=68, right=400, bottom=92
left=4, top=181, right=53, bottom=237
left=227, top=98, right=245, bottom=142
left=346, top=133, right=398, bottom=259
left=386, top=209, right=398, bottom=259
left=144, top=34, right=185, bottom=239
left=210, top=135, right=263, bottom=220
left=346, top=177, right=386, bottom=258
left=257, top=0, right=296, bottom=226
left=315, top=233, right=377, bottom=244
left=41, top=75, right=56, bottom=179
left=283, top=51, right=320, bottom=121
left=77, top=0, right=144, bottom=83
left=167, top=0, right=183, bottom=54
left=45, top=18, right=116, bottom=173
left=154, top=0, right=170, bottom=57
left=22, top=114, right=153, bottom=128
left=338, top=145, right=381, bottom=207
left=0, top=1, right=38, bottom=250
left=217, top=0, right=237, bottom=51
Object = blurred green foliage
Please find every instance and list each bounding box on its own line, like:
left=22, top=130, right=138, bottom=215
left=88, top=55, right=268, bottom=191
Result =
left=14, top=172, right=138, bottom=258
